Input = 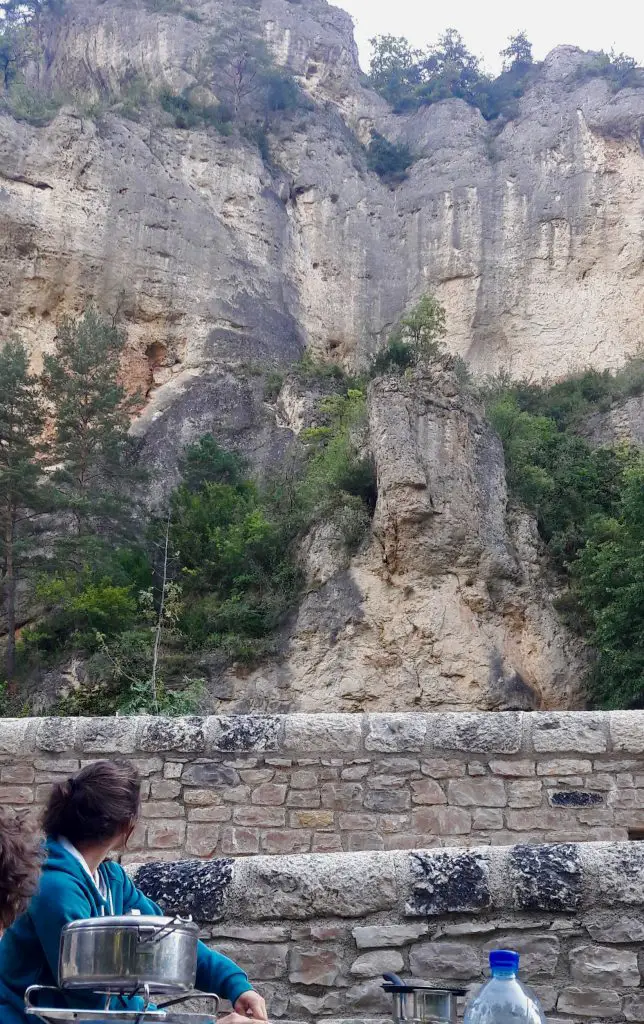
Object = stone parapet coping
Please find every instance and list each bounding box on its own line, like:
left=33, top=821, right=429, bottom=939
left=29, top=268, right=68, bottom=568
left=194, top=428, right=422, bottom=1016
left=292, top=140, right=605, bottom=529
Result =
left=1, top=711, right=642, bottom=757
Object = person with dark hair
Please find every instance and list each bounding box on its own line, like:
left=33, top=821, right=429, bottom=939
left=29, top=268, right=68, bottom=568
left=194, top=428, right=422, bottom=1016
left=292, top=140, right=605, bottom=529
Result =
left=0, top=809, right=42, bottom=932
left=0, top=760, right=268, bottom=1024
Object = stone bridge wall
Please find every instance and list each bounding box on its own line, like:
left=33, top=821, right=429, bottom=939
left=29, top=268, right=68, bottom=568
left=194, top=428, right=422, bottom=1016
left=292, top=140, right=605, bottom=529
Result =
left=0, top=712, right=643, bottom=860
left=131, top=842, right=644, bottom=1024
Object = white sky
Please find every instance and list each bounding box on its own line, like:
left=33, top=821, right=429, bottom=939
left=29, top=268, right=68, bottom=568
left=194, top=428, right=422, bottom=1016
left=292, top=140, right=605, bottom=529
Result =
left=332, top=0, right=644, bottom=75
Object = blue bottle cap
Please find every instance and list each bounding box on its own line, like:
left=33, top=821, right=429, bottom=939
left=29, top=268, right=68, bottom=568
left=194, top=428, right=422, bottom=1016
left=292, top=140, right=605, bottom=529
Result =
left=490, top=950, right=520, bottom=972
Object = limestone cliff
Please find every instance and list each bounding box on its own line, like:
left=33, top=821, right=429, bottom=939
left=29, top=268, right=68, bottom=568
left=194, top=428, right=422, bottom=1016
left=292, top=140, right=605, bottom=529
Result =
left=223, top=364, right=585, bottom=713
left=2, top=0, right=641, bottom=711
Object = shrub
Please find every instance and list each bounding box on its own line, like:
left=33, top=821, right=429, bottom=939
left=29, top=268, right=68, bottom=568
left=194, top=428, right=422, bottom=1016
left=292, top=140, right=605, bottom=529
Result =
left=159, top=89, right=233, bottom=133
left=366, top=131, right=414, bottom=182
left=4, top=81, right=62, bottom=125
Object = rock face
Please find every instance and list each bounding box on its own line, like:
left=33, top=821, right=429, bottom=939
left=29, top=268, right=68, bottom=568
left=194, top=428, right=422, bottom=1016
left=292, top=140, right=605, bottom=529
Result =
left=233, top=365, right=585, bottom=713
left=2, top=0, right=640, bottom=710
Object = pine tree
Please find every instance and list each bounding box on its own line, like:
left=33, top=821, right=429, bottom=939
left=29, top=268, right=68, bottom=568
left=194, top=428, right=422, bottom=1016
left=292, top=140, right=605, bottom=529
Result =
left=41, top=306, right=140, bottom=571
left=0, top=340, right=48, bottom=684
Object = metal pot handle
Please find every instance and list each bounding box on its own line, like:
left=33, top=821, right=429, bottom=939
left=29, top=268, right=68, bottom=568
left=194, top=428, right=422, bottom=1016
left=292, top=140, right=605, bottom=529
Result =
left=158, top=992, right=221, bottom=1012
left=137, top=914, right=187, bottom=946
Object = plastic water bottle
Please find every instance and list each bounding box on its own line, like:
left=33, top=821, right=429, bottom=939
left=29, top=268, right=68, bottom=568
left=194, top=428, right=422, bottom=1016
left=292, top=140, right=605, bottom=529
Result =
left=463, top=950, right=546, bottom=1024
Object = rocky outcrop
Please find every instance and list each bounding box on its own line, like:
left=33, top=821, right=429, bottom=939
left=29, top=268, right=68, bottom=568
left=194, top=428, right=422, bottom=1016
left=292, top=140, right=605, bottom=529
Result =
left=229, top=366, right=585, bottom=713
left=579, top=394, right=644, bottom=448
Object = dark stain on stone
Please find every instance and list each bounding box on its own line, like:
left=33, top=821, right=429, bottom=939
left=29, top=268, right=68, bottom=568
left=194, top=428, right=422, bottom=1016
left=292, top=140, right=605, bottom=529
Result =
left=211, top=716, right=282, bottom=752
left=135, top=858, right=234, bottom=921
left=406, top=851, right=491, bottom=916
left=140, top=716, right=205, bottom=753
left=550, top=791, right=603, bottom=807
left=509, top=844, right=582, bottom=913
left=181, top=762, right=240, bottom=787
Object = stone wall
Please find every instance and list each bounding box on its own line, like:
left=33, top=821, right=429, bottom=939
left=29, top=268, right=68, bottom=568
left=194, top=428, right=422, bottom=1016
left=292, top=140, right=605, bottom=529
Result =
left=1, top=712, right=643, bottom=859
left=131, top=842, right=644, bottom=1024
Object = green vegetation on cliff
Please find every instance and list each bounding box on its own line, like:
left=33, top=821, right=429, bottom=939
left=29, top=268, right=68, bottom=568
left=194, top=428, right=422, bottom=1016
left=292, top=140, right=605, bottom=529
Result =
left=485, top=361, right=644, bottom=708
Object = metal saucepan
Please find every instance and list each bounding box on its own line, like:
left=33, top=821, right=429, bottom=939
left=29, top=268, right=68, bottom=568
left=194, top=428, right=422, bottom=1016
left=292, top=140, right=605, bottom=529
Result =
left=59, top=915, right=199, bottom=995
left=382, top=973, right=465, bottom=1024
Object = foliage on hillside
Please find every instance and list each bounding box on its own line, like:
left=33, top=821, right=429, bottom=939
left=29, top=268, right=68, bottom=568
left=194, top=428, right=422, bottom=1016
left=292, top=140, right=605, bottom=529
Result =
left=368, top=29, right=642, bottom=121
left=0, top=311, right=375, bottom=715
left=484, top=359, right=644, bottom=708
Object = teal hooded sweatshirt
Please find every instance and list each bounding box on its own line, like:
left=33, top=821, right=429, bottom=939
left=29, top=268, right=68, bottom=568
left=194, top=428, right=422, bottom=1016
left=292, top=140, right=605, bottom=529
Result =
left=0, top=838, right=252, bottom=1023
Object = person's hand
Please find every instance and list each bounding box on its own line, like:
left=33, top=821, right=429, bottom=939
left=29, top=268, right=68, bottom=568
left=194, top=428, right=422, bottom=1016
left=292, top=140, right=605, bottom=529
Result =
left=219, top=1013, right=259, bottom=1024
left=234, top=991, right=268, bottom=1021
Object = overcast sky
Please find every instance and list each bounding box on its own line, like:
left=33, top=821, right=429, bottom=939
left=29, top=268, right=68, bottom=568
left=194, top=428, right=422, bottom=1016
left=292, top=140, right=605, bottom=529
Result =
left=332, top=0, right=644, bottom=75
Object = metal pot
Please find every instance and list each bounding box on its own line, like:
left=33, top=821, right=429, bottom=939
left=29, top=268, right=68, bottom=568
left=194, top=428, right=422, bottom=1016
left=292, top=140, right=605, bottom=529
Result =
left=59, top=915, right=199, bottom=996
left=383, top=974, right=465, bottom=1024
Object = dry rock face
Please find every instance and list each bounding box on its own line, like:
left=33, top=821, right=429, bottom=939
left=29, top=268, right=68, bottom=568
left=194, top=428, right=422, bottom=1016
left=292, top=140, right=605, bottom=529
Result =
left=241, top=367, right=585, bottom=712
left=2, top=0, right=642, bottom=710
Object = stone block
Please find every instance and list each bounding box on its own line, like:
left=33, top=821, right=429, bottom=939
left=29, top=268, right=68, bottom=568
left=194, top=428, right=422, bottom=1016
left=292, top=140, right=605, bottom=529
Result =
left=509, top=844, right=582, bottom=912
left=261, top=830, right=312, bottom=855
left=569, top=943, right=639, bottom=986
left=312, top=833, right=344, bottom=853
left=364, top=789, right=410, bottom=813
left=410, top=941, right=481, bottom=980
left=187, top=806, right=233, bottom=823
left=135, top=858, right=233, bottom=920
left=490, top=760, right=536, bottom=777
left=339, top=813, right=378, bottom=830
left=624, top=993, right=644, bottom=1022
left=368, top=774, right=403, bottom=790
left=342, top=765, right=371, bottom=781
left=289, top=992, right=343, bottom=1016
left=184, top=824, right=222, bottom=857
left=584, top=909, right=644, bottom=943
left=206, top=716, right=281, bottom=753
left=284, top=715, right=362, bottom=755
left=217, top=942, right=288, bottom=980
left=34, top=783, right=53, bottom=803
left=407, top=851, right=490, bottom=916
left=536, top=759, right=592, bottom=776
left=610, top=711, right=644, bottom=753
left=211, top=925, right=290, bottom=942
left=221, top=786, right=252, bottom=804
left=34, top=759, right=79, bottom=773
left=508, top=781, right=543, bottom=808
left=291, top=770, right=319, bottom=789
left=236, top=851, right=397, bottom=920
left=322, top=782, right=364, bottom=810
left=252, top=783, right=287, bottom=806
left=220, top=827, right=260, bottom=855
left=309, top=923, right=348, bottom=941
left=557, top=987, right=622, bottom=1017
left=531, top=713, right=607, bottom=754
left=549, top=791, right=603, bottom=807
left=141, top=801, right=183, bottom=819
left=421, top=759, right=466, bottom=778
left=289, top=810, right=334, bottom=829
left=150, top=780, right=181, bottom=800
left=484, top=935, right=560, bottom=977
left=140, top=717, right=205, bottom=754
left=351, top=950, right=403, bottom=977
left=0, top=785, right=33, bottom=804
left=184, top=789, right=223, bottom=807
left=239, top=770, right=274, bottom=785
left=472, top=808, right=503, bottom=829
left=345, top=980, right=391, bottom=1013
left=347, top=832, right=384, bottom=852
left=181, top=763, right=240, bottom=788
left=287, top=790, right=321, bottom=808
left=233, top=807, right=286, bottom=828
left=147, top=821, right=187, bottom=850
left=352, top=924, right=428, bottom=949
left=35, top=718, right=73, bottom=754
left=289, top=945, right=343, bottom=986
left=365, top=714, right=427, bottom=752
left=411, top=779, right=447, bottom=805
left=447, top=779, right=506, bottom=807
left=412, top=806, right=472, bottom=835
left=0, top=765, right=34, bottom=784
left=432, top=713, right=522, bottom=754
left=164, top=762, right=183, bottom=779
left=468, top=762, right=487, bottom=776
left=585, top=844, right=644, bottom=905
left=378, top=814, right=412, bottom=834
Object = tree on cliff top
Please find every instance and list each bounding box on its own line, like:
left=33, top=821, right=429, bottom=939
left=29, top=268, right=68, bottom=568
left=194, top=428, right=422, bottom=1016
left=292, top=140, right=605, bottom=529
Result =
left=0, top=339, right=49, bottom=685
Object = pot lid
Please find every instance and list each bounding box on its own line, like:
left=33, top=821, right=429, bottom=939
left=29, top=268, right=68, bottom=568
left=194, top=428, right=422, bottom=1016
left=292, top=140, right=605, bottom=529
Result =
left=62, top=916, right=198, bottom=932
left=382, top=975, right=466, bottom=996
